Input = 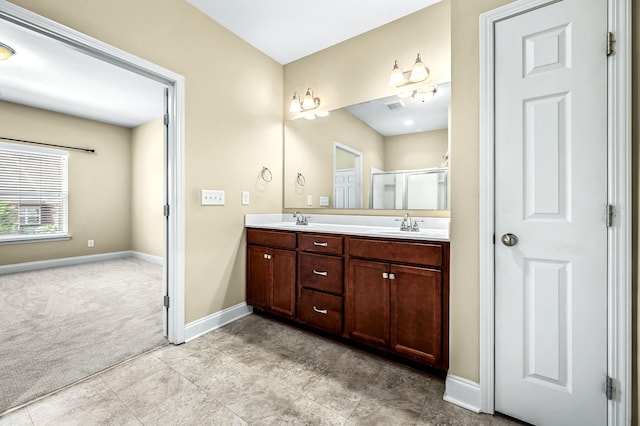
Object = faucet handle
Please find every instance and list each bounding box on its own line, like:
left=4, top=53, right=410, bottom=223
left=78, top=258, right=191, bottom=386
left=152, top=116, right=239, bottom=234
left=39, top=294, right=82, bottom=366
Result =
left=411, top=219, right=424, bottom=232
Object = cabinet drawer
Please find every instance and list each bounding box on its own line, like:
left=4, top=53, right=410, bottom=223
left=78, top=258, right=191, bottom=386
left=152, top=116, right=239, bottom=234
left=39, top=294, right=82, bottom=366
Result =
left=247, top=228, right=296, bottom=250
left=298, top=288, right=343, bottom=335
left=298, top=233, right=343, bottom=255
left=299, top=253, right=343, bottom=295
left=348, top=238, right=443, bottom=267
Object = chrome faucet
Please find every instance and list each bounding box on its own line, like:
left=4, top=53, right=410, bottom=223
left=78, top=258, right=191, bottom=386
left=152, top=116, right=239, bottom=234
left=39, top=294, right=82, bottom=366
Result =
left=397, top=213, right=422, bottom=232
left=398, top=213, right=412, bottom=231
left=293, top=211, right=309, bottom=226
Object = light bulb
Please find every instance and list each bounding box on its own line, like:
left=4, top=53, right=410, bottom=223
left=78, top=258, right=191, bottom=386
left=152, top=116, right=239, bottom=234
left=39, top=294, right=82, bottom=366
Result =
left=289, top=92, right=302, bottom=113
left=409, top=54, right=429, bottom=83
left=302, top=88, right=316, bottom=110
left=388, top=60, right=405, bottom=87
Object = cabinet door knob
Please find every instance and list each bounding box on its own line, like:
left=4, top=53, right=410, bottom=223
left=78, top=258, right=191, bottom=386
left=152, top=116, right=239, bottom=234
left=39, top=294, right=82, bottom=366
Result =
left=389, top=273, right=396, bottom=280
left=313, top=270, right=328, bottom=276
left=313, top=306, right=328, bottom=315
left=313, top=242, right=328, bottom=247
left=263, top=254, right=271, bottom=260
left=382, top=272, right=389, bottom=279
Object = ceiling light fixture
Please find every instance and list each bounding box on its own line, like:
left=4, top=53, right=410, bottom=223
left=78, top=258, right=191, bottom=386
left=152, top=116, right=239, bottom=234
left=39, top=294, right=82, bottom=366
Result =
left=388, top=53, right=430, bottom=87
left=0, top=42, right=16, bottom=61
left=412, top=85, right=437, bottom=102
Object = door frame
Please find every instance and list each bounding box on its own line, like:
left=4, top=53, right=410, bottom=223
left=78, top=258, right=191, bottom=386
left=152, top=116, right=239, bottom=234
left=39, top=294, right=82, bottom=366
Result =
left=479, top=0, right=631, bottom=424
left=333, top=141, right=363, bottom=208
left=0, top=1, right=187, bottom=344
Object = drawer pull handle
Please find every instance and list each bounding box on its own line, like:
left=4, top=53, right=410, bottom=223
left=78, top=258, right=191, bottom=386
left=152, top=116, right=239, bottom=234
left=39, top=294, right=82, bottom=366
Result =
left=313, top=242, right=328, bottom=247
left=313, top=270, right=328, bottom=276
left=313, top=306, right=328, bottom=315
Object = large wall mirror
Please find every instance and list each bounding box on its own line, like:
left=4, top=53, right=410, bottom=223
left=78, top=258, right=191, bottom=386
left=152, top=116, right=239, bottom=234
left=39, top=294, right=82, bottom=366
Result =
left=284, top=81, right=450, bottom=211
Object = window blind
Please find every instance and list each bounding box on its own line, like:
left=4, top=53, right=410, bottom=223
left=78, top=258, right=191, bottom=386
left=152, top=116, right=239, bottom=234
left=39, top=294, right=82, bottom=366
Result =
left=0, top=143, right=68, bottom=242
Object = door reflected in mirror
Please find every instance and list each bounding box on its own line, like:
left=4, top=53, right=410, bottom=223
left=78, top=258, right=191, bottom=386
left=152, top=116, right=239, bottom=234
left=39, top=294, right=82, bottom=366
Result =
left=284, top=81, right=451, bottom=211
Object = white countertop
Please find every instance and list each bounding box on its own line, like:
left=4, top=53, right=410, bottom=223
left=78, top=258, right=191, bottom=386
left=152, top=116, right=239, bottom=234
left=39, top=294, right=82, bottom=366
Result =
left=245, top=214, right=449, bottom=242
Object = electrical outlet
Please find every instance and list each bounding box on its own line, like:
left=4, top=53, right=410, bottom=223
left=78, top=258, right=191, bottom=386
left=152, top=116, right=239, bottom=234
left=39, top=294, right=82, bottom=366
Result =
left=241, top=191, right=250, bottom=205
left=88, top=240, right=94, bottom=248
left=201, top=189, right=225, bottom=206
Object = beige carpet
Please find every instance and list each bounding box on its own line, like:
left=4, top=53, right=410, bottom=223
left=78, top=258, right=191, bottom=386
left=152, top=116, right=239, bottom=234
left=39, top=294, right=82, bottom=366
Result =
left=0, top=257, right=167, bottom=414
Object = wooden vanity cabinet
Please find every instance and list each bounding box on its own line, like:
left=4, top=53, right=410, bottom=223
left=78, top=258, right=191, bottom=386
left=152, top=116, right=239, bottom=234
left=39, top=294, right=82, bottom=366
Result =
left=246, top=229, right=296, bottom=319
left=346, top=237, right=449, bottom=370
left=246, top=227, right=449, bottom=372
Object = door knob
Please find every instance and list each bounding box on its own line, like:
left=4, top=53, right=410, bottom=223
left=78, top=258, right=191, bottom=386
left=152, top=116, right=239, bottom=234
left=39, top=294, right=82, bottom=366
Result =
left=501, top=233, right=518, bottom=247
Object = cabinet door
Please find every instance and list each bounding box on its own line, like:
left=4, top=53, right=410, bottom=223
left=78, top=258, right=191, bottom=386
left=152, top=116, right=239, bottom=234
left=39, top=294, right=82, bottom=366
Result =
left=390, top=264, right=442, bottom=366
left=247, top=245, right=271, bottom=310
left=270, top=248, right=296, bottom=318
left=346, top=259, right=389, bottom=348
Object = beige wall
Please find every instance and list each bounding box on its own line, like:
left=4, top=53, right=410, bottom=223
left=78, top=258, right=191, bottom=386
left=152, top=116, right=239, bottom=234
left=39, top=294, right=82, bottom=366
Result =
left=384, top=128, right=448, bottom=171
left=0, top=101, right=132, bottom=265
left=11, top=0, right=284, bottom=323
left=284, top=109, right=384, bottom=209
left=284, top=1, right=451, bottom=118
left=131, top=117, right=164, bottom=258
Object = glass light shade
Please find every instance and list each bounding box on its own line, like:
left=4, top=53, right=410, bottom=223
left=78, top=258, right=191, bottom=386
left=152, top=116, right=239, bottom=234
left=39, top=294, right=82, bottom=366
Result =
left=302, top=88, right=316, bottom=110
left=388, top=61, right=405, bottom=87
left=0, top=43, right=16, bottom=60
left=303, top=113, right=316, bottom=120
left=413, top=87, right=435, bottom=102
left=315, top=111, right=330, bottom=117
left=289, top=93, right=302, bottom=113
left=409, top=54, right=429, bottom=83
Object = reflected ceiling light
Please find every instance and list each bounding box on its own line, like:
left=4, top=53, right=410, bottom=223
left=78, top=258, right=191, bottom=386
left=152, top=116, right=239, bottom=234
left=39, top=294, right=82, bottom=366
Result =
left=388, top=53, right=430, bottom=87
left=412, top=85, right=437, bottom=102
left=0, top=42, right=16, bottom=61
left=289, top=87, right=320, bottom=113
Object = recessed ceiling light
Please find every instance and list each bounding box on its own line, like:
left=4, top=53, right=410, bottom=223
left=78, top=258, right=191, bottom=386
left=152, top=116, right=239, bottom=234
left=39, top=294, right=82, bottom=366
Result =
left=0, top=42, right=16, bottom=61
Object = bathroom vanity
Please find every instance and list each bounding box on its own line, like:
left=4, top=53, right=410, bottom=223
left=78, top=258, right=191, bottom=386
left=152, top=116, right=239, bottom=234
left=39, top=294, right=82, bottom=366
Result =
left=246, top=214, right=449, bottom=372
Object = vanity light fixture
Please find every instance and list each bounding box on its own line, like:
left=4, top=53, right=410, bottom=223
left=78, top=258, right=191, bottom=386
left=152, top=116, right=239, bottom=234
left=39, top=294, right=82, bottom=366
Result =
left=388, top=53, right=430, bottom=87
left=413, top=85, right=437, bottom=102
left=289, top=87, right=321, bottom=113
left=0, top=42, right=16, bottom=61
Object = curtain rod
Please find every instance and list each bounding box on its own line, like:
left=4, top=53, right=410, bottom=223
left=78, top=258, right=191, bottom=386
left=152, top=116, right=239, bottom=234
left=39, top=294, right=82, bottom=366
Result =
left=0, top=136, right=95, bottom=153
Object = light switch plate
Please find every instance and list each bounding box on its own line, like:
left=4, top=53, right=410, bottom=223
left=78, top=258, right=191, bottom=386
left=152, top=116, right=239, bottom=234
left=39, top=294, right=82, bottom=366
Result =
left=307, top=195, right=313, bottom=206
left=241, top=191, right=250, bottom=205
left=201, top=189, right=225, bottom=206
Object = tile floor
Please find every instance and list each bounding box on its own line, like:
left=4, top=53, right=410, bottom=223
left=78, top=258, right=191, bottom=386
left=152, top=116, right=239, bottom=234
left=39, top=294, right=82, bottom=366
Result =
left=0, top=314, right=520, bottom=425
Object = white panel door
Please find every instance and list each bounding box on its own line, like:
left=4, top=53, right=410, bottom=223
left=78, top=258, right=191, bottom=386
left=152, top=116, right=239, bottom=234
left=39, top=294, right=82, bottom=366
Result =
left=494, top=0, right=608, bottom=425
left=334, top=169, right=357, bottom=208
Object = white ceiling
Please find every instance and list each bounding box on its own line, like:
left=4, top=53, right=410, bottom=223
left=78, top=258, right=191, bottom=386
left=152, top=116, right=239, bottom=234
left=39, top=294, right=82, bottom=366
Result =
left=187, top=0, right=442, bottom=65
left=0, top=1, right=441, bottom=128
left=0, top=18, right=165, bottom=128
left=346, top=81, right=450, bottom=137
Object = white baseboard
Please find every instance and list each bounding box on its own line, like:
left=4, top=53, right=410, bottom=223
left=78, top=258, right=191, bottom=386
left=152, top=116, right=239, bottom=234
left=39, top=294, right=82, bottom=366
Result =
left=130, top=251, right=164, bottom=265
left=0, top=251, right=133, bottom=275
left=444, top=374, right=482, bottom=413
left=184, top=302, right=253, bottom=342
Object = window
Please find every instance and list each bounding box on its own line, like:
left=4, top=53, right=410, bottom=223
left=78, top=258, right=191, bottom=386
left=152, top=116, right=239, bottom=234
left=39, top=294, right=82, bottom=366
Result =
left=0, top=142, right=69, bottom=242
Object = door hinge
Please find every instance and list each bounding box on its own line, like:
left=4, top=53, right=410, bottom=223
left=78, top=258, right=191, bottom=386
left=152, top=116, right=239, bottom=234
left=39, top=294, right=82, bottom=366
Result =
left=163, top=204, right=170, bottom=217
left=163, top=113, right=169, bottom=126
left=607, top=32, right=615, bottom=56
left=164, top=295, right=170, bottom=308
left=605, top=375, right=614, bottom=400
left=605, top=204, right=614, bottom=228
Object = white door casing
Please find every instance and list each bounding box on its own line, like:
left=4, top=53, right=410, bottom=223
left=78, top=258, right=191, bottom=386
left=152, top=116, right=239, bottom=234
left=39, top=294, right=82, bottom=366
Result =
left=494, top=0, right=607, bottom=424
left=479, top=0, right=631, bottom=424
